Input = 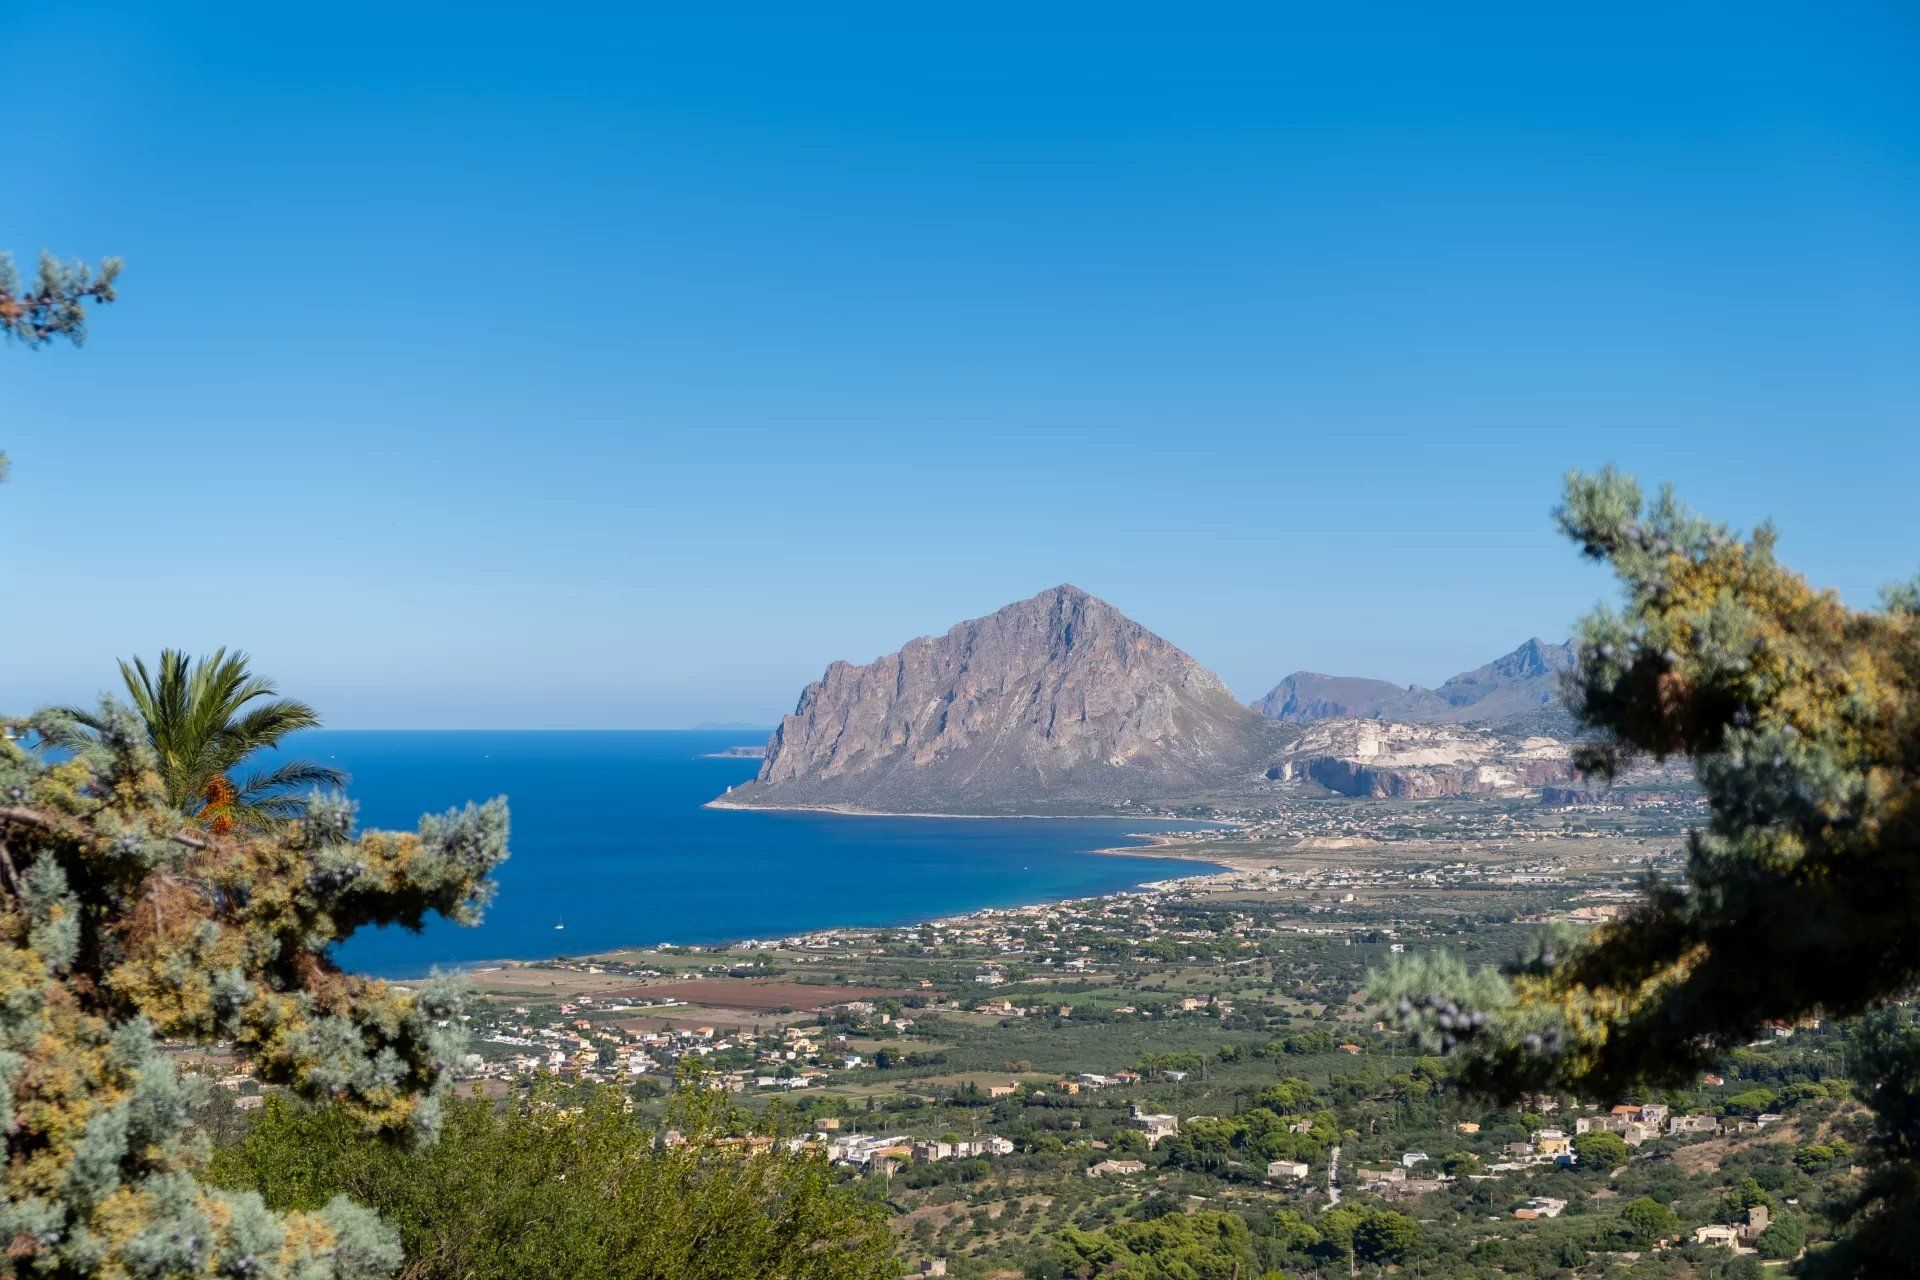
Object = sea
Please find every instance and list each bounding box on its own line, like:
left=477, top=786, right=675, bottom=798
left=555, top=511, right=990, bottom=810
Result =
left=284, top=730, right=1221, bottom=977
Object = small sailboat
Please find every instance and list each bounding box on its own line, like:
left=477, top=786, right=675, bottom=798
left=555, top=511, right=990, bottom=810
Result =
left=555, top=915, right=566, bottom=931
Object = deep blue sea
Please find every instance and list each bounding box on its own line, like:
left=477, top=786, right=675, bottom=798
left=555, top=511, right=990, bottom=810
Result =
left=285, top=731, right=1217, bottom=977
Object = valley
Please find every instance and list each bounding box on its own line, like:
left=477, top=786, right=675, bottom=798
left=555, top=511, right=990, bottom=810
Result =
left=366, top=784, right=1848, bottom=1279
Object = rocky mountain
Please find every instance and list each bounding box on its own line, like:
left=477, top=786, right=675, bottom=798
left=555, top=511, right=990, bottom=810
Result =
left=1432, top=638, right=1578, bottom=722
left=1250, top=673, right=1443, bottom=723
left=716, top=585, right=1287, bottom=813
left=1251, top=638, right=1577, bottom=730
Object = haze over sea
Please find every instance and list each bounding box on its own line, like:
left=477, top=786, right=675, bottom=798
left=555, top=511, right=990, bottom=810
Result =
left=302, top=730, right=1217, bottom=977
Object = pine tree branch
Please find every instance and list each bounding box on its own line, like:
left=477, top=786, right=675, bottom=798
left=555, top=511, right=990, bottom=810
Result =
left=0, top=804, right=206, bottom=849
left=0, top=805, right=54, bottom=830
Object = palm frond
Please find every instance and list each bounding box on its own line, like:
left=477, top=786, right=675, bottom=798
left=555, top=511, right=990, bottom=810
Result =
left=96, top=647, right=334, bottom=816
left=37, top=705, right=111, bottom=752
left=222, top=700, right=324, bottom=755
left=234, top=759, right=348, bottom=805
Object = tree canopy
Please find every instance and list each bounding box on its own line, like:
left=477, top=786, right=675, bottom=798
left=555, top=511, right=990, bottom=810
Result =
left=1320, top=1204, right=1420, bottom=1266
left=1054, top=1210, right=1254, bottom=1280
left=0, top=702, right=509, bottom=1276
left=1571, top=1129, right=1630, bottom=1172
left=208, top=1085, right=897, bottom=1280
left=1620, top=1195, right=1679, bottom=1244
left=1372, top=468, right=1920, bottom=1273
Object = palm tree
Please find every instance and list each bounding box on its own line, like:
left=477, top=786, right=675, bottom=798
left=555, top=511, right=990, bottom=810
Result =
left=51, top=648, right=345, bottom=830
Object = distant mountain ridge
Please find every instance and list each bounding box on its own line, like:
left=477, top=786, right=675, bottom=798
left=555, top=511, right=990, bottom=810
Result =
left=716, top=585, right=1285, bottom=813
left=1251, top=638, right=1577, bottom=729
left=717, top=604, right=1587, bottom=815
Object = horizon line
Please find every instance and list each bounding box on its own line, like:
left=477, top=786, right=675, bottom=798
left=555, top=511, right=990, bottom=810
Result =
left=311, top=725, right=780, bottom=734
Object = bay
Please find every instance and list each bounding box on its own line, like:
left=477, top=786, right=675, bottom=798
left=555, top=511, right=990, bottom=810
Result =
left=287, top=731, right=1219, bottom=977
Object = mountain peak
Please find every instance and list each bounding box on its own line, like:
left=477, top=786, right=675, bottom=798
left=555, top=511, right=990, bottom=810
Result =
left=721, top=590, right=1280, bottom=813
left=1445, top=638, right=1575, bottom=692
left=1006, top=582, right=1107, bottom=619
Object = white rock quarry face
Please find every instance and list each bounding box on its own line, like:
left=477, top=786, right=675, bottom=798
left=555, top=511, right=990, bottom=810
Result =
left=1276, top=719, right=1577, bottom=798
left=1285, top=720, right=1506, bottom=768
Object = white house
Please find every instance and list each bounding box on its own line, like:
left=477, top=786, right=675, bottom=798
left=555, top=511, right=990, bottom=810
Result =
left=1129, top=1109, right=1180, bottom=1147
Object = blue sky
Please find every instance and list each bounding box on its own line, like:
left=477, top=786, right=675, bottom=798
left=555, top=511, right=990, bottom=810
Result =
left=4, top=2, right=1917, bottom=728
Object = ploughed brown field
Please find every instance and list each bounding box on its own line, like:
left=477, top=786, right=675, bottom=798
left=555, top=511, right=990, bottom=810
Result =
left=605, top=979, right=913, bottom=1012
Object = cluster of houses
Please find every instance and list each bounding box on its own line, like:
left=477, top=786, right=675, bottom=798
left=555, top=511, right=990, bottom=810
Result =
left=1351, top=1151, right=1450, bottom=1198
left=976, top=991, right=1240, bottom=1021
left=1483, top=1100, right=1736, bottom=1173
left=972, top=1071, right=1144, bottom=1102
left=820, top=1131, right=1015, bottom=1174
left=853, top=880, right=1338, bottom=975
left=1088, top=1154, right=1307, bottom=1182
left=466, top=998, right=890, bottom=1093
left=1249, top=850, right=1574, bottom=900
left=915, top=891, right=1217, bottom=969
left=1197, top=788, right=1657, bottom=854
left=1574, top=1101, right=1781, bottom=1144
left=1495, top=1128, right=1573, bottom=1171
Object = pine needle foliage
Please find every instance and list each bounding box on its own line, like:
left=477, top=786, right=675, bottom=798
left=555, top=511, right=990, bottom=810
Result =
left=0, top=702, right=510, bottom=1278
left=0, top=252, right=120, bottom=348
left=0, top=249, right=122, bottom=484
left=1369, top=468, right=1920, bottom=1271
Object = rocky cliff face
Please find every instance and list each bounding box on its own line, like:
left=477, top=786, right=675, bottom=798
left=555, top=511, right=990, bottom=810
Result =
left=1250, top=638, right=1577, bottom=729
left=1266, top=720, right=1577, bottom=799
left=719, top=585, right=1286, bottom=813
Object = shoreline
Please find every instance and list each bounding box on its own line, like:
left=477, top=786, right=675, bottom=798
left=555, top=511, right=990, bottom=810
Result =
left=1088, top=828, right=1240, bottom=861
left=706, top=797, right=1145, bottom=820
left=705, top=793, right=1245, bottom=828
left=388, top=819, right=1242, bottom=983
left=403, top=860, right=1242, bottom=985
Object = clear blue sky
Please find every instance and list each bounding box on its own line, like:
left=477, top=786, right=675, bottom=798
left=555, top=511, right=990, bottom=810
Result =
left=5, top=2, right=1916, bottom=728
